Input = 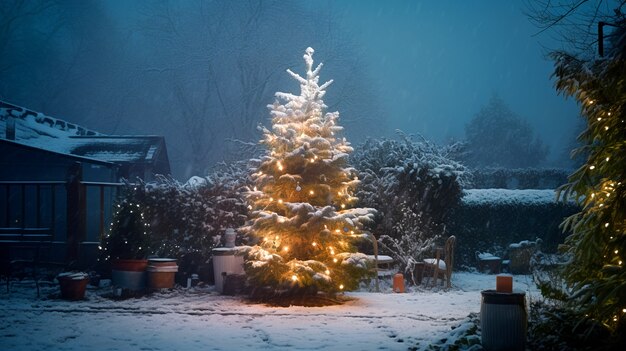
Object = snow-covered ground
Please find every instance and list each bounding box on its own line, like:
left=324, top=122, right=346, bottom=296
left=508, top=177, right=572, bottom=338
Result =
left=0, top=272, right=538, bottom=351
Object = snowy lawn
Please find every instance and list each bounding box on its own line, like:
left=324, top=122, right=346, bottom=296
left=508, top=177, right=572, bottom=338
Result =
left=0, top=272, right=538, bottom=351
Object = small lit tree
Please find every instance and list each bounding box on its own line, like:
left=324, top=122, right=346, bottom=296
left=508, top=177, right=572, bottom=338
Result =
left=243, top=47, right=376, bottom=295
left=101, top=197, right=152, bottom=261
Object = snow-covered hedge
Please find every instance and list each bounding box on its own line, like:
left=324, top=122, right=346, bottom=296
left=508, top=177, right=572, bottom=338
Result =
left=101, top=163, right=248, bottom=268
left=449, top=188, right=579, bottom=268
left=468, top=167, right=569, bottom=189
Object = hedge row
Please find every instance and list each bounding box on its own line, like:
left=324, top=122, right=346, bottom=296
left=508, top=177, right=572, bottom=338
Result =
left=447, top=195, right=579, bottom=269
left=469, top=168, right=570, bottom=189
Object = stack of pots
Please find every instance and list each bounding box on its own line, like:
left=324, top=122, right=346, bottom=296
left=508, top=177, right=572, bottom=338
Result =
left=147, top=258, right=178, bottom=290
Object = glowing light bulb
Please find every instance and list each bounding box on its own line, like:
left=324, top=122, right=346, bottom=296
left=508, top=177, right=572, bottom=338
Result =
left=339, top=284, right=344, bottom=290
left=341, top=204, right=346, bottom=209
left=615, top=250, right=619, bottom=254
left=253, top=186, right=258, bottom=191
left=605, top=223, right=610, bottom=228
left=598, top=117, right=602, bottom=121
left=335, top=229, right=340, bottom=233
left=275, top=235, right=279, bottom=240
left=283, top=246, right=289, bottom=252
left=269, top=197, right=274, bottom=202
left=277, top=162, right=284, bottom=171
left=309, top=190, right=315, bottom=195
left=623, top=308, right=626, bottom=313
left=589, top=165, right=595, bottom=170
left=325, top=269, right=330, bottom=275
left=278, top=199, right=283, bottom=204
left=333, top=258, right=338, bottom=263
left=606, top=157, right=610, bottom=162
left=605, top=126, right=609, bottom=131
left=292, top=275, right=297, bottom=281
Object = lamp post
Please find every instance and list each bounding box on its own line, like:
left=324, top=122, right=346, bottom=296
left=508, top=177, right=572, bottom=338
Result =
left=598, top=21, right=621, bottom=57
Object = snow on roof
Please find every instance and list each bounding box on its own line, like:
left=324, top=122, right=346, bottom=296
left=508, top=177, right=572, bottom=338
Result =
left=0, top=101, right=163, bottom=164
left=462, top=188, right=558, bottom=206
left=0, top=101, right=99, bottom=138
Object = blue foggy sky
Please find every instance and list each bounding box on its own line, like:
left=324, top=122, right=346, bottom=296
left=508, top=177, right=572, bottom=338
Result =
left=331, top=0, right=580, bottom=160
left=1, top=0, right=586, bottom=178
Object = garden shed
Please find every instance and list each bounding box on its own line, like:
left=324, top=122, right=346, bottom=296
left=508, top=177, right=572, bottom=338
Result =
left=0, top=100, right=171, bottom=267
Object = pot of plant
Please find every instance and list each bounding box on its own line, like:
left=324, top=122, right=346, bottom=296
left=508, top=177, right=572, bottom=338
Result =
left=57, top=272, right=90, bottom=300
left=101, top=198, right=153, bottom=291
left=147, top=258, right=178, bottom=290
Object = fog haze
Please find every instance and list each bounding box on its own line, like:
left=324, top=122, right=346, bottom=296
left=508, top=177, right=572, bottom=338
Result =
left=0, top=0, right=580, bottom=179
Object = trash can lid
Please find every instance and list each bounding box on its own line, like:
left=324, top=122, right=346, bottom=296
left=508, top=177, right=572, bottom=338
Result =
left=212, top=247, right=240, bottom=255
left=481, top=289, right=526, bottom=305
left=148, top=258, right=177, bottom=263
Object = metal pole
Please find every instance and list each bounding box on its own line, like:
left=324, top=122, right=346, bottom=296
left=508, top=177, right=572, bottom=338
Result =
left=599, top=21, right=605, bottom=57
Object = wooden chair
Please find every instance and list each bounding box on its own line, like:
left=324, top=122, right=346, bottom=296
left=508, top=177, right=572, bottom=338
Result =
left=423, top=235, right=456, bottom=289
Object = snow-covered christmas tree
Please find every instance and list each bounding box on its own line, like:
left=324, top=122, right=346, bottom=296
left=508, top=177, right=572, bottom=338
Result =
left=243, top=47, right=375, bottom=295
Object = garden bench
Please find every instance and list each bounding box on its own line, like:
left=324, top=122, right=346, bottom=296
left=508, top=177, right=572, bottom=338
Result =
left=0, top=227, right=62, bottom=296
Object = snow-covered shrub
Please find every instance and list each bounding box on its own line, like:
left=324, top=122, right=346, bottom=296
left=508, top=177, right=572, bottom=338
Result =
left=103, top=163, right=248, bottom=264
left=351, top=131, right=468, bottom=271
left=527, top=301, right=618, bottom=351
left=530, top=251, right=570, bottom=303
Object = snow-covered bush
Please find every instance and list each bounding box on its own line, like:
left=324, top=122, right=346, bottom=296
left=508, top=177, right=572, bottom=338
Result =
left=102, top=164, right=248, bottom=264
left=351, top=131, right=469, bottom=271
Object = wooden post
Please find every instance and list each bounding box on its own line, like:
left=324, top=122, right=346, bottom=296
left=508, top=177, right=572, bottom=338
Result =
left=368, top=233, right=380, bottom=293
left=66, top=162, right=85, bottom=262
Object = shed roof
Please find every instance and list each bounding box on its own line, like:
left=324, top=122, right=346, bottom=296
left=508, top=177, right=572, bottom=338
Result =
left=0, top=100, right=170, bottom=173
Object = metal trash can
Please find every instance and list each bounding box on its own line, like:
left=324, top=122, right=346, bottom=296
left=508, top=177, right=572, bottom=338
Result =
left=212, top=247, right=244, bottom=293
left=480, top=289, right=527, bottom=351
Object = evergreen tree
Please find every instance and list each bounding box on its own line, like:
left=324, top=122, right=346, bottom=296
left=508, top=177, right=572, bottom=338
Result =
left=464, top=95, right=548, bottom=168
left=243, top=47, right=375, bottom=294
left=101, top=197, right=151, bottom=260
left=553, top=29, right=626, bottom=332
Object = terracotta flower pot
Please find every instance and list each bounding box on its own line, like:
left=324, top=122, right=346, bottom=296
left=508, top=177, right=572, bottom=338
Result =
left=111, top=259, right=148, bottom=291
left=147, top=258, right=178, bottom=290
left=57, top=272, right=90, bottom=300
left=111, top=259, right=148, bottom=272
